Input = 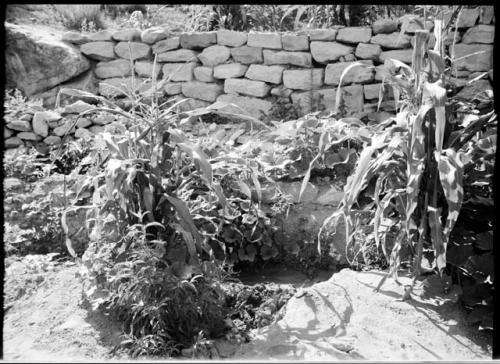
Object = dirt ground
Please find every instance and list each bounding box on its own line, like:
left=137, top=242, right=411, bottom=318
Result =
left=3, top=255, right=492, bottom=361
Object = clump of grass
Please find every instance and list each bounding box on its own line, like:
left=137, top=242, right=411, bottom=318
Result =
left=54, top=5, right=106, bottom=32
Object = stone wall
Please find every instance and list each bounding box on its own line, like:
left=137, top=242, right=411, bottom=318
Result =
left=4, top=6, right=495, bottom=149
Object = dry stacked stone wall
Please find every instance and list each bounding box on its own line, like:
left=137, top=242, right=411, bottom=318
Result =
left=4, top=6, right=495, bottom=149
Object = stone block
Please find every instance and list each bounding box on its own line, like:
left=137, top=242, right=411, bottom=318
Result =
left=62, top=31, right=89, bottom=44
left=302, top=29, right=338, bottom=41
left=245, top=64, right=285, bottom=84
left=281, top=34, right=309, bottom=51
left=451, top=44, right=493, bottom=72
left=270, top=86, right=293, bottom=98
left=363, top=83, right=394, bottom=100
left=134, top=61, right=161, bottom=79
left=216, top=94, right=273, bottom=119
left=480, top=6, right=494, bottom=24
left=310, top=41, right=354, bottom=63
left=324, top=61, right=374, bottom=86
left=5, top=137, right=24, bottom=148
left=247, top=33, right=282, bottom=49
left=213, top=63, right=248, bottom=79
left=194, top=66, right=215, bottom=82
left=76, top=117, right=92, bottom=128
left=230, top=46, right=263, bottom=64
left=114, top=42, right=150, bottom=60
left=372, top=19, right=399, bottom=34
left=88, top=30, right=113, bottom=41
left=32, top=114, right=49, bottom=137
left=80, top=41, right=116, bottom=61
left=355, top=43, right=382, bottom=60
left=457, top=7, right=480, bottom=28
left=462, top=25, right=495, bottom=44
left=263, top=50, right=312, bottom=67
left=198, top=45, right=231, bottom=66
left=98, top=77, right=137, bottom=98
left=112, top=28, right=141, bottom=41
left=7, top=120, right=32, bottom=132
left=140, top=27, right=168, bottom=44
left=162, top=62, right=197, bottom=81
left=157, top=49, right=198, bottom=62
left=62, top=100, right=95, bottom=114
left=75, top=127, right=94, bottom=140
left=43, top=136, right=62, bottom=145
left=370, top=32, right=412, bottom=49
left=224, top=78, right=271, bottom=98
left=455, top=79, right=493, bottom=100
left=164, top=82, right=183, bottom=95
left=152, top=37, right=180, bottom=53
left=217, top=30, right=247, bottom=47
left=95, top=59, right=132, bottom=79
left=336, top=27, right=372, bottom=44
left=180, top=32, right=217, bottom=49
left=379, top=49, right=413, bottom=64
left=283, top=69, right=324, bottom=90
left=181, top=81, right=224, bottom=102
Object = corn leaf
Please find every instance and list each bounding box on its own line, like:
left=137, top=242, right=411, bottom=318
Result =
left=335, top=61, right=370, bottom=115
left=428, top=206, right=446, bottom=272
left=177, top=142, right=213, bottom=187
left=164, top=194, right=202, bottom=249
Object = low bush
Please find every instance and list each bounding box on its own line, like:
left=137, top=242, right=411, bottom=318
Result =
left=54, top=5, right=106, bottom=32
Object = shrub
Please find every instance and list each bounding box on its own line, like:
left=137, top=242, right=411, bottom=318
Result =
left=54, top=5, right=106, bottom=32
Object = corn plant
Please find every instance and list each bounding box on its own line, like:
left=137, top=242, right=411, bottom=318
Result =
left=316, top=20, right=496, bottom=296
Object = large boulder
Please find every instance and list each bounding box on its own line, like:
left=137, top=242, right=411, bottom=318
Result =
left=5, top=23, right=90, bottom=96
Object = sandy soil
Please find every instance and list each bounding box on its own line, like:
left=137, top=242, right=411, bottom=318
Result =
left=3, top=257, right=492, bottom=361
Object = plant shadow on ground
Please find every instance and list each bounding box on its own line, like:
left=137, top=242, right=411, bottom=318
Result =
left=354, top=271, right=492, bottom=355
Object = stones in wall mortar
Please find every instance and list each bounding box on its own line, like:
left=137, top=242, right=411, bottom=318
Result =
left=5, top=6, right=495, bottom=149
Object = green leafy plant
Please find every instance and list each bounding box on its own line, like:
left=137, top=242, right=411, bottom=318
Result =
left=54, top=5, right=106, bottom=31
left=314, top=19, right=495, bottom=325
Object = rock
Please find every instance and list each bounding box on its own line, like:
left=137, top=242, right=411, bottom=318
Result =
left=216, top=94, right=273, bottom=119
left=80, top=41, right=116, bottom=61
left=140, top=27, right=168, bottom=44
left=310, top=41, right=354, bottom=63
left=20, top=114, right=34, bottom=121
left=480, top=6, right=494, bottom=24
left=224, top=78, right=271, bottom=98
left=245, top=64, right=284, bottom=84
left=61, top=31, right=89, bottom=45
left=281, top=34, right=309, bottom=51
left=173, top=97, right=211, bottom=112
left=89, top=125, right=104, bottom=134
left=247, top=33, right=282, bottom=49
left=94, top=59, right=132, bottom=79
left=271, top=86, right=293, bottom=98
left=33, top=69, right=99, bottom=108
left=231, top=46, right=263, bottom=64
left=104, top=122, right=127, bottom=135
left=157, top=49, right=198, bottom=62
left=324, top=61, right=375, bottom=86
left=162, top=62, right=197, bottom=82
left=5, top=23, right=91, bottom=96
left=455, top=79, right=492, bottom=101
left=336, top=27, right=372, bottom=44
left=379, top=49, right=413, bottom=64
left=46, top=118, right=65, bottom=129
left=114, top=42, right=150, bottom=60
left=88, top=30, right=113, bottom=41
left=112, top=28, right=141, bottom=41
left=399, top=15, right=431, bottom=33
left=76, top=118, right=92, bottom=128
left=217, top=30, right=247, bottom=47
left=302, top=29, right=338, bottom=41
left=7, top=119, right=32, bottom=132
left=134, top=61, right=161, bottom=79
left=62, top=100, right=95, bottom=114
left=374, top=64, right=392, bottom=81
left=451, top=44, right=493, bottom=72
left=152, top=37, right=180, bottom=53
left=17, top=131, right=42, bottom=141
left=180, top=32, right=217, bottom=49
left=263, top=50, right=312, bottom=67
left=53, top=120, right=76, bottom=136
left=462, top=25, right=495, bottom=44
left=32, top=115, right=49, bottom=137
left=291, top=85, right=363, bottom=115
left=181, top=81, right=223, bottom=102
left=198, top=45, right=231, bottom=66
left=363, top=83, right=394, bottom=100
left=213, top=63, right=248, bottom=79
left=4, top=127, right=13, bottom=138
left=74, top=128, right=93, bottom=140
left=372, top=19, right=399, bottom=34
left=457, top=7, right=480, bottom=28
left=283, top=69, right=324, bottom=90
left=355, top=43, right=382, bottom=60
left=5, top=137, right=24, bottom=148
left=43, top=135, right=61, bottom=145
left=370, top=32, right=412, bottom=49
left=194, top=66, right=215, bottom=82
left=164, top=82, right=183, bottom=95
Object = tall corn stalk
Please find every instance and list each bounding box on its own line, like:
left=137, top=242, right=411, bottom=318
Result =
left=318, top=20, right=480, bottom=294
